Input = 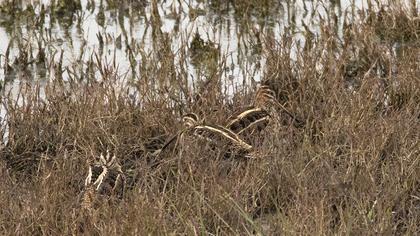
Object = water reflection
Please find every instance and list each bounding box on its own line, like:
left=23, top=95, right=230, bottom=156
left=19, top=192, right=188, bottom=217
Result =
left=0, top=0, right=418, bottom=88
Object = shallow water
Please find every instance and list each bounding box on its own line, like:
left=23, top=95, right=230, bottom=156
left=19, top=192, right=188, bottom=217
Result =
left=0, top=0, right=418, bottom=110
left=0, top=0, right=380, bottom=86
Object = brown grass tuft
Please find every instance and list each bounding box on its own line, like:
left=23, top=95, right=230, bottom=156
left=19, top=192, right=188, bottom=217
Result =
left=0, top=0, right=419, bottom=235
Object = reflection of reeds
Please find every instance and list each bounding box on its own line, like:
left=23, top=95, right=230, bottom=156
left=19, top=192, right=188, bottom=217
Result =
left=189, top=31, right=220, bottom=77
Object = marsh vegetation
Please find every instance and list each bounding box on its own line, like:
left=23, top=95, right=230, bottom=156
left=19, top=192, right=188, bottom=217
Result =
left=0, top=0, right=419, bottom=235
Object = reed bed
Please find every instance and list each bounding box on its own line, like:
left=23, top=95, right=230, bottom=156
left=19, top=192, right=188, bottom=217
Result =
left=0, top=0, right=419, bottom=235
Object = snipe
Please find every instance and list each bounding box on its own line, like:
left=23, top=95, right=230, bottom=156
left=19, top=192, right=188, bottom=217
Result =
left=82, top=150, right=125, bottom=207
left=226, top=85, right=302, bottom=137
left=156, top=113, right=255, bottom=158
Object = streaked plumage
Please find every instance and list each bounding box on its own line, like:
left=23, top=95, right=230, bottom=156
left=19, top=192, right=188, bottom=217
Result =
left=156, top=113, right=255, bottom=158
left=182, top=113, right=200, bottom=128
left=82, top=151, right=125, bottom=210
left=192, top=124, right=253, bottom=152
left=226, top=107, right=270, bottom=135
left=255, top=86, right=300, bottom=123
left=226, top=86, right=302, bottom=137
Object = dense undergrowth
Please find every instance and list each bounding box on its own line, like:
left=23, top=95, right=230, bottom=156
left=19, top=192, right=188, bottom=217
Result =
left=0, top=0, right=419, bottom=235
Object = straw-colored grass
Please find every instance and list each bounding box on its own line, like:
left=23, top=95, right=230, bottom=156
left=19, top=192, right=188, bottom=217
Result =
left=0, top=0, right=419, bottom=235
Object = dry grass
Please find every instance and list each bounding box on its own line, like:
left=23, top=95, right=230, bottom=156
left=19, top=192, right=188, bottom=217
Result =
left=0, top=0, right=419, bottom=235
